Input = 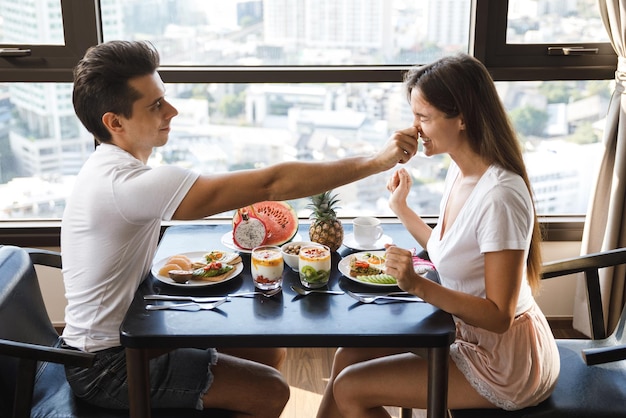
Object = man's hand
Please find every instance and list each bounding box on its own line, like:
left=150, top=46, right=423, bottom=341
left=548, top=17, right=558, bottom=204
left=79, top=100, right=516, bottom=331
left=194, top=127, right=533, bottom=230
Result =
left=377, top=126, right=419, bottom=168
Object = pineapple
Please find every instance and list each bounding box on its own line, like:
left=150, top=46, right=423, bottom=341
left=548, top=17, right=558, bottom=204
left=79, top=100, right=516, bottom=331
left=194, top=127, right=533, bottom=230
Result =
left=307, top=191, right=344, bottom=252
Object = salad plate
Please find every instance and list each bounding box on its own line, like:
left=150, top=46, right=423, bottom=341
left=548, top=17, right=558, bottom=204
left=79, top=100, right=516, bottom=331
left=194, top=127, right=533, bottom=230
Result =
left=152, top=251, right=243, bottom=287
left=338, top=251, right=436, bottom=287
left=338, top=251, right=398, bottom=288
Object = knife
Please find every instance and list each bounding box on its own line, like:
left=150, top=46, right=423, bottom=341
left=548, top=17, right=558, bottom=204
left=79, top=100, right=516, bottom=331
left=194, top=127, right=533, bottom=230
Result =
left=144, top=294, right=225, bottom=303
left=143, top=290, right=276, bottom=303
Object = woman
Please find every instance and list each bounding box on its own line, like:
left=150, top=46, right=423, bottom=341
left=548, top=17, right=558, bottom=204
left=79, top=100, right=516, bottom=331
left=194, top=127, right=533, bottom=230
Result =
left=317, top=54, right=560, bottom=417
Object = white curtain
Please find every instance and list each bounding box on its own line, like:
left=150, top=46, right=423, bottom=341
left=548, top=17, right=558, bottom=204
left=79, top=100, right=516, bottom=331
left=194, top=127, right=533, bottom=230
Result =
left=573, top=0, right=626, bottom=337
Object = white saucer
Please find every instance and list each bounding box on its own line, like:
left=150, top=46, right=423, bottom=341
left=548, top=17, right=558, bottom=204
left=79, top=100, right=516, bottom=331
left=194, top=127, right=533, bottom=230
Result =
left=343, top=233, right=392, bottom=251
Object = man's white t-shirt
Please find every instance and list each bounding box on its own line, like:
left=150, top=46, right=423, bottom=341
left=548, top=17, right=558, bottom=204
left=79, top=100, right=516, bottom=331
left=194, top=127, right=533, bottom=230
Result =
left=61, top=143, right=199, bottom=352
left=427, top=163, right=535, bottom=316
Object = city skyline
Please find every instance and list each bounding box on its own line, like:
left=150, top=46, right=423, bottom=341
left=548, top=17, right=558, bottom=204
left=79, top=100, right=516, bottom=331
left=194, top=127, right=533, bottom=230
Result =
left=0, top=0, right=609, bottom=219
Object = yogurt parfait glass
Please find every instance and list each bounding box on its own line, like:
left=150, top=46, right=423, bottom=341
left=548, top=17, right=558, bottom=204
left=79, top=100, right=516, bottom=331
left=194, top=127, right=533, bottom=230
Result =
left=298, top=244, right=331, bottom=288
left=251, top=245, right=284, bottom=290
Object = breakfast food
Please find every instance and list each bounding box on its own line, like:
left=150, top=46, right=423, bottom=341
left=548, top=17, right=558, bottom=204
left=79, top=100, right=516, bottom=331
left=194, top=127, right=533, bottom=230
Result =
left=298, top=245, right=331, bottom=288
left=348, top=252, right=397, bottom=284
left=308, top=191, right=344, bottom=252
left=355, top=273, right=397, bottom=284
left=251, top=246, right=283, bottom=290
left=192, top=261, right=234, bottom=282
left=282, top=243, right=302, bottom=255
left=232, top=206, right=268, bottom=249
left=204, top=250, right=242, bottom=265
left=158, top=254, right=193, bottom=276
left=349, top=253, right=384, bottom=277
left=168, top=269, right=194, bottom=284
left=233, top=201, right=299, bottom=247
left=157, top=251, right=242, bottom=283
left=193, top=250, right=243, bottom=282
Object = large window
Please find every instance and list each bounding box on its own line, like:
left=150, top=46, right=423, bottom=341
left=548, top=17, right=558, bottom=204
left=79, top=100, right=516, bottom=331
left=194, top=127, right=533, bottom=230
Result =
left=475, top=0, right=615, bottom=80
left=0, top=0, right=615, bottom=225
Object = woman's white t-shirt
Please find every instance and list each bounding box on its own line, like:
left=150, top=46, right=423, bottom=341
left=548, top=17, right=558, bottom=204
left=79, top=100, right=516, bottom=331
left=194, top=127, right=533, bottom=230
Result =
left=427, top=162, right=535, bottom=316
left=61, top=144, right=199, bottom=352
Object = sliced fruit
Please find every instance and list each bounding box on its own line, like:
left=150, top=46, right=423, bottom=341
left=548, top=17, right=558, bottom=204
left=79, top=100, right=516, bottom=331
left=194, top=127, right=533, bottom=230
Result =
left=356, top=274, right=397, bottom=284
left=233, top=201, right=298, bottom=246
left=232, top=207, right=267, bottom=249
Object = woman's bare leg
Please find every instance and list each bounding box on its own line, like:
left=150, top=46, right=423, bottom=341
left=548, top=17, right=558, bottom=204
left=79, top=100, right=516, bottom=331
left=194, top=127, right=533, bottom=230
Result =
left=332, top=352, right=495, bottom=418
left=201, top=352, right=290, bottom=418
left=317, top=347, right=406, bottom=418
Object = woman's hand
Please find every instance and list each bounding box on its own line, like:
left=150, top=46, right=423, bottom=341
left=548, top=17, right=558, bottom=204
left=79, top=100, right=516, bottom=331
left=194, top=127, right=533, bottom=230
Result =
left=384, top=244, right=425, bottom=296
left=387, top=167, right=413, bottom=214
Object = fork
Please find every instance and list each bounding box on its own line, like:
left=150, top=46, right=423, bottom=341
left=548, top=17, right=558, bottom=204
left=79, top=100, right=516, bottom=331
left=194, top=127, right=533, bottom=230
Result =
left=290, top=285, right=345, bottom=296
left=145, top=298, right=227, bottom=311
left=346, top=290, right=423, bottom=304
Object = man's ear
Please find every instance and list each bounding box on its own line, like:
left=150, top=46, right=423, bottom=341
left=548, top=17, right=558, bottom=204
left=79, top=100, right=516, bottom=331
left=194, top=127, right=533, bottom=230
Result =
left=102, top=112, right=123, bottom=133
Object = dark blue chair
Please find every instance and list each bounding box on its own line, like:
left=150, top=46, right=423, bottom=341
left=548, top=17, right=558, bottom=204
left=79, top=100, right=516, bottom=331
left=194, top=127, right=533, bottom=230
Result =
left=0, top=245, right=228, bottom=418
left=449, top=247, right=626, bottom=418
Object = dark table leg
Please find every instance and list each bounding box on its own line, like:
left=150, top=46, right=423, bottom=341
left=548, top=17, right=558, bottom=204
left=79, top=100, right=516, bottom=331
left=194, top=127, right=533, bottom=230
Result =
left=427, top=346, right=450, bottom=418
left=126, top=348, right=151, bottom=418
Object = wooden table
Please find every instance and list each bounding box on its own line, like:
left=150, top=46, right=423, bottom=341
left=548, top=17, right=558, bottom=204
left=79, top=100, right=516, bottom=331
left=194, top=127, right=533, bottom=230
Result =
left=120, top=222, right=455, bottom=418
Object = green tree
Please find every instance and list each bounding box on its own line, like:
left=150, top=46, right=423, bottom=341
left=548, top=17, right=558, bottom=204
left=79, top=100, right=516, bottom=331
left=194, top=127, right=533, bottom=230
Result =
left=538, top=81, right=573, bottom=104
left=510, top=106, right=549, bottom=137
left=568, top=122, right=600, bottom=145
left=218, top=93, right=245, bottom=118
left=586, top=80, right=612, bottom=100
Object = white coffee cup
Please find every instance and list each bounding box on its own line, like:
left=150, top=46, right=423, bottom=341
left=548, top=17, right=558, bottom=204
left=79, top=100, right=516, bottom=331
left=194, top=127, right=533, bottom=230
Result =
left=353, top=217, right=383, bottom=247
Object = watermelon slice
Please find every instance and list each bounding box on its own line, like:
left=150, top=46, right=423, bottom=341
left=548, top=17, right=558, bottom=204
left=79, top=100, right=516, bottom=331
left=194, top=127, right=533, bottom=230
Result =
left=233, top=201, right=298, bottom=246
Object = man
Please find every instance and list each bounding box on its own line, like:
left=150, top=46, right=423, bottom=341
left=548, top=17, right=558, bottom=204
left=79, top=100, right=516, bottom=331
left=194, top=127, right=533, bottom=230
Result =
left=61, top=40, right=418, bottom=417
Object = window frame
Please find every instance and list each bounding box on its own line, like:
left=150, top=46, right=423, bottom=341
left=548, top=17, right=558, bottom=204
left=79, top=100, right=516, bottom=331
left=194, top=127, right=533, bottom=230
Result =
left=0, top=0, right=610, bottom=245
left=473, top=0, right=616, bottom=81
left=0, top=0, right=100, bottom=82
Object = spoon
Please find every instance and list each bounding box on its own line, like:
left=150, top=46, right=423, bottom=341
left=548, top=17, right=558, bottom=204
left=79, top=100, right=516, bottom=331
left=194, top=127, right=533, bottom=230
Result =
left=290, top=285, right=345, bottom=296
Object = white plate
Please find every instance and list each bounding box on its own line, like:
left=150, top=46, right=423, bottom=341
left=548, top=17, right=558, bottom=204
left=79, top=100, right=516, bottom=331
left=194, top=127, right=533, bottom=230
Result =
left=152, top=251, right=244, bottom=287
left=343, top=233, right=393, bottom=251
left=221, top=231, right=302, bottom=254
left=338, top=251, right=398, bottom=288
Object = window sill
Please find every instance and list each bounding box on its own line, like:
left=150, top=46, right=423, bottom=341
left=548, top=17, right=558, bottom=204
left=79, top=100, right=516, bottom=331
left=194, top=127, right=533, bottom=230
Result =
left=0, top=215, right=585, bottom=248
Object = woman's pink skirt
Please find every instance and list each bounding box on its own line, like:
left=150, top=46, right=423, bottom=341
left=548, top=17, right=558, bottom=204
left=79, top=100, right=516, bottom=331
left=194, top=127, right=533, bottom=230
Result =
left=450, top=302, right=560, bottom=410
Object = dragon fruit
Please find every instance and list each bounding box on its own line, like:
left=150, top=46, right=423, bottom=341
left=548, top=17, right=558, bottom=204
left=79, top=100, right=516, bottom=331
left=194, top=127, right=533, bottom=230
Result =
left=232, top=206, right=268, bottom=250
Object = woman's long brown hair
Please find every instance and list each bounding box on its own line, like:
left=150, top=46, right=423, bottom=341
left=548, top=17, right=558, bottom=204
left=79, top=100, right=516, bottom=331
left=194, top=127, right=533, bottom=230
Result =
left=404, top=54, right=543, bottom=293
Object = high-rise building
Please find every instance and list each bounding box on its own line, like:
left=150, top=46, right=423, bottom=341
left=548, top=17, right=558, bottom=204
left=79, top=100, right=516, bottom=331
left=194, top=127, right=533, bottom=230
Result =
left=3, top=0, right=123, bottom=177
left=426, top=0, right=471, bottom=49
left=263, top=0, right=392, bottom=61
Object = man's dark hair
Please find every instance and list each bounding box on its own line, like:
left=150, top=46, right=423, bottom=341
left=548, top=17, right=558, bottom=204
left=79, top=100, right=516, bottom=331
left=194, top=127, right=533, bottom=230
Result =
left=72, top=40, right=160, bottom=143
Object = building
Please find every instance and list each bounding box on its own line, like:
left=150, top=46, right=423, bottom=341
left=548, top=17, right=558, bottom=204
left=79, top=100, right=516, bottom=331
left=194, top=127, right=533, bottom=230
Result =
left=2, top=0, right=123, bottom=178
left=263, top=0, right=393, bottom=63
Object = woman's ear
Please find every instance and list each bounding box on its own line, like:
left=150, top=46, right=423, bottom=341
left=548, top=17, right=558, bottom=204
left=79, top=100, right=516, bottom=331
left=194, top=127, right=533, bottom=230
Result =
left=102, top=112, right=123, bottom=133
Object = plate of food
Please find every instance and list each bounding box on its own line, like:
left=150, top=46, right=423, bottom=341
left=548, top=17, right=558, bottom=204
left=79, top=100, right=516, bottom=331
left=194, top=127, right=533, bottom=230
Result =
left=339, top=251, right=437, bottom=287
left=152, top=251, right=243, bottom=287
left=338, top=251, right=399, bottom=287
